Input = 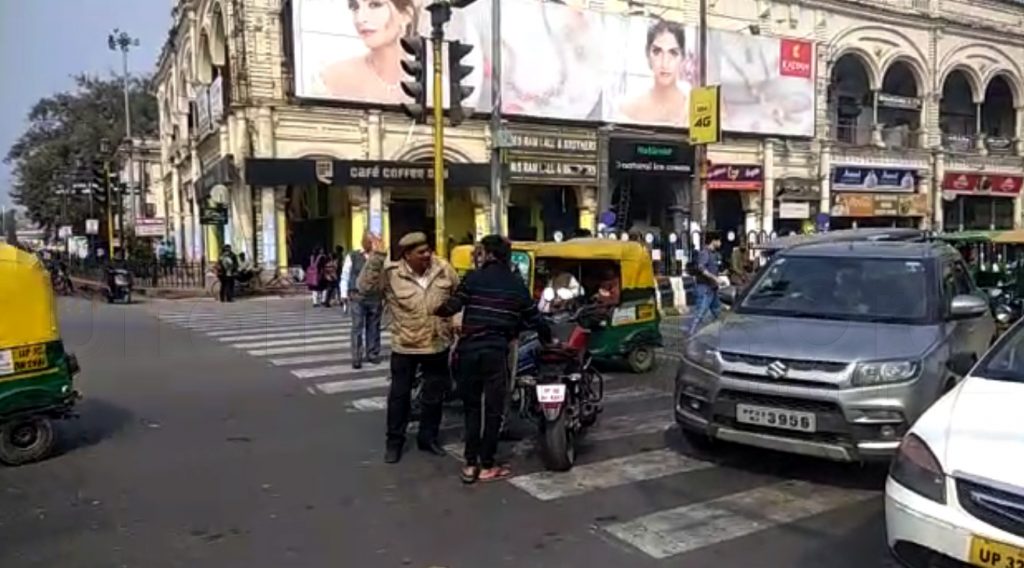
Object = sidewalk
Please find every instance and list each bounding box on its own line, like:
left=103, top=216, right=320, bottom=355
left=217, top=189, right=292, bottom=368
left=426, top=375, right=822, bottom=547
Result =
left=69, top=276, right=306, bottom=301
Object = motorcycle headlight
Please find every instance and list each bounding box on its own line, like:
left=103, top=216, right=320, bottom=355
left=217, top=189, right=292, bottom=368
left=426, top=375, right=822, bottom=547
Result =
left=890, top=434, right=946, bottom=504
left=684, top=338, right=721, bottom=372
left=996, top=304, right=1013, bottom=324
left=852, top=360, right=920, bottom=387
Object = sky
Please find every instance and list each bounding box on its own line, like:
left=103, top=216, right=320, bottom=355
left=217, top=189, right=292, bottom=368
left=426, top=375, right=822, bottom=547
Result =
left=0, top=0, right=172, bottom=207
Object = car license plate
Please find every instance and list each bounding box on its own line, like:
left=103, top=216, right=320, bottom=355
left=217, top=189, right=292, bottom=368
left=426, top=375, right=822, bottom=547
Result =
left=537, top=384, right=566, bottom=403
left=970, top=536, right=1024, bottom=567
left=735, top=404, right=816, bottom=433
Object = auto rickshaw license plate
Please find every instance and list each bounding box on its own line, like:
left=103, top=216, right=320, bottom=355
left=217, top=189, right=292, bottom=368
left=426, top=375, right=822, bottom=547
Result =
left=0, top=345, right=48, bottom=376
left=970, top=536, right=1024, bottom=567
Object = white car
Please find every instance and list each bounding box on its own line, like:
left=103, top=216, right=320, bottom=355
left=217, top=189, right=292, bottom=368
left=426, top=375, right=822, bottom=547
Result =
left=886, top=327, right=1024, bottom=567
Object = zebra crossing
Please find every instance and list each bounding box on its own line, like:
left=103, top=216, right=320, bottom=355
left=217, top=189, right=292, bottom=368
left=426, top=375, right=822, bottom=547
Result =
left=152, top=301, right=885, bottom=563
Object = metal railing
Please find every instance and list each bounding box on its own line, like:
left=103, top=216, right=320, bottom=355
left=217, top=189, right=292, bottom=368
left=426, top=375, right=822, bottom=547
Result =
left=68, top=258, right=208, bottom=289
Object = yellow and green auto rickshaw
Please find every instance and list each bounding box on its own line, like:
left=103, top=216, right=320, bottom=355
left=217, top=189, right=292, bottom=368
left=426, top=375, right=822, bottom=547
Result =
left=532, top=239, right=662, bottom=372
left=450, top=239, right=662, bottom=372
left=0, top=243, right=80, bottom=466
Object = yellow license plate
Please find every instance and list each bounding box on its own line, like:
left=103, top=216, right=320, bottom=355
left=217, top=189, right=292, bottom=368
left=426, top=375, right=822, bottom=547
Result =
left=971, top=536, right=1024, bottom=568
left=12, top=345, right=48, bottom=373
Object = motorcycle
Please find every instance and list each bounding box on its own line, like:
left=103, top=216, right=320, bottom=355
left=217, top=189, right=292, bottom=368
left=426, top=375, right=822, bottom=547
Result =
left=106, top=267, right=133, bottom=304
left=514, top=288, right=605, bottom=471
left=988, top=286, right=1023, bottom=337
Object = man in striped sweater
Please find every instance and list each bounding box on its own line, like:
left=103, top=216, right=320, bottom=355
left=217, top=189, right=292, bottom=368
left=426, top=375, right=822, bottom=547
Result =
left=436, top=235, right=551, bottom=484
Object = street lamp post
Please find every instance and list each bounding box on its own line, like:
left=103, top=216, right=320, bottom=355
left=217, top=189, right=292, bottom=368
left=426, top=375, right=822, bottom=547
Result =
left=108, top=29, right=140, bottom=226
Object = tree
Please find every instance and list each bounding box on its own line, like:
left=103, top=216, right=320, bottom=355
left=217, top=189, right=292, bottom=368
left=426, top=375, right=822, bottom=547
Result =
left=4, top=74, right=158, bottom=233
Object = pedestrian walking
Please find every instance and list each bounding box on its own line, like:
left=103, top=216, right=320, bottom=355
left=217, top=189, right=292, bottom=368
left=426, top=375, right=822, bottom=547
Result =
left=322, top=251, right=340, bottom=307
left=342, top=235, right=382, bottom=369
left=436, top=235, right=551, bottom=484
left=686, top=232, right=723, bottom=334
left=217, top=245, right=239, bottom=303
left=357, top=231, right=459, bottom=464
left=334, top=245, right=348, bottom=313
left=306, top=247, right=327, bottom=307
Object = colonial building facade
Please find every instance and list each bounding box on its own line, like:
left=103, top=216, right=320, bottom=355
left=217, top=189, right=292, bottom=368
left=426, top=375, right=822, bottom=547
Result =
left=153, top=0, right=1024, bottom=270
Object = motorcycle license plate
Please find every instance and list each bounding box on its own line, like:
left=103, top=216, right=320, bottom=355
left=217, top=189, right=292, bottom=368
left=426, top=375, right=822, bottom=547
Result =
left=536, top=384, right=566, bottom=403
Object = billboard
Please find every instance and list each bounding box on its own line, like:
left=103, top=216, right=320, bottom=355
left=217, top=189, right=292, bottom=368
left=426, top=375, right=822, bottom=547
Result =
left=289, top=0, right=816, bottom=136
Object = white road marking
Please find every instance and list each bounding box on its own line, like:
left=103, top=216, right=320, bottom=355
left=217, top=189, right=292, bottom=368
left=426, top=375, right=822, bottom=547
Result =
left=216, top=328, right=390, bottom=342
left=231, top=335, right=349, bottom=349
left=180, top=317, right=344, bottom=330
left=269, top=353, right=353, bottom=366
left=603, top=480, right=877, bottom=559
left=163, top=314, right=343, bottom=325
left=205, top=322, right=347, bottom=336
left=508, top=449, right=713, bottom=501
left=312, top=376, right=390, bottom=394
left=248, top=344, right=351, bottom=357
left=346, top=396, right=388, bottom=412
left=444, top=409, right=674, bottom=461
left=291, top=364, right=390, bottom=379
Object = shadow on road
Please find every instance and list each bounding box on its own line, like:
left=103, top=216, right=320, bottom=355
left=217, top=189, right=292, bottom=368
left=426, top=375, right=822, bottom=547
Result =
left=52, top=397, right=134, bottom=458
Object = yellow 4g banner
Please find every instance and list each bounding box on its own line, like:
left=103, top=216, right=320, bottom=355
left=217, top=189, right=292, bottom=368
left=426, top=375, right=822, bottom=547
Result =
left=690, top=86, right=722, bottom=145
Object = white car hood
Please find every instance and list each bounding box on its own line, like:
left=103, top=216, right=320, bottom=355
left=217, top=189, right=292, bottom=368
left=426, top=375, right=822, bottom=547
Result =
left=928, top=378, right=1024, bottom=488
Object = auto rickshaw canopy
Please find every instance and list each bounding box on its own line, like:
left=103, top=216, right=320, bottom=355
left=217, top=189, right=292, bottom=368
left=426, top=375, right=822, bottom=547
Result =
left=992, top=229, right=1024, bottom=244
left=0, top=243, right=60, bottom=349
left=533, top=239, right=655, bottom=290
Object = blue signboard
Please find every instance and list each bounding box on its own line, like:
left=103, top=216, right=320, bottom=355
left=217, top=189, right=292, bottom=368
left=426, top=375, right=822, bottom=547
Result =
left=832, top=166, right=917, bottom=192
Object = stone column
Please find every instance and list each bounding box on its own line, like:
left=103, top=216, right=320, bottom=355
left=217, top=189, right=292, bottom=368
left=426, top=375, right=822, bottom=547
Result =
left=1015, top=105, right=1024, bottom=157
left=819, top=143, right=832, bottom=223
left=367, top=112, right=384, bottom=236
left=975, top=102, right=988, bottom=154
left=933, top=153, right=945, bottom=230
left=762, top=139, right=775, bottom=236
left=917, top=172, right=931, bottom=231
left=171, top=167, right=184, bottom=260
left=275, top=187, right=288, bottom=271
left=871, top=90, right=884, bottom=147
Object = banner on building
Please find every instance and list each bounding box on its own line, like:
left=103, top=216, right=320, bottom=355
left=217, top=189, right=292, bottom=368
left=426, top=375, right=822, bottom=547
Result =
left=941, top=172, right=1023, bottom=195
left=831, top=193, right=928, bottom=218
left=608, top=139, right=693, bottom=176
left=832, top=166, right=918, bottom=192
left=135, top=218, right=166, bottom=238
left=689, top=86, right=721, bottom=144
left=289, top=0, right=816, bottom=136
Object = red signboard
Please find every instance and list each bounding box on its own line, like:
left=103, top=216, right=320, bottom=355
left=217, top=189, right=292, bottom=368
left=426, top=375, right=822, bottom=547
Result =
left=707, top=164, right=763, bottom=190
left=941, top=172, right=1023, bottom=195
left=780, top=39, right=813, bottom=79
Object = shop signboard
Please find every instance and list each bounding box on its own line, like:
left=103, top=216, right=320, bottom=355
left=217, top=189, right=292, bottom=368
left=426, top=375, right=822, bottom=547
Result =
left=778, top=202, right=810, bottom=219
left=689, top=86, right=721, bottom=144
left=707, top=164, right=762, bottom=190
left=831, top=192, right=928, bottom=217
left=289, top=0, right=816, bottom=136
left=877, top=93, right=921, bottom=110
left=832, top=166, right=917, bottom=192
left=941, top=172, right=1023, bottom=195
left=505, top=127, right=599, bottom=185
left=245, top=158, right=491, bottom=188
left=200, top=205, right=229, bottom=226
left=135, top=218, right=166, bottom=238
left=608, top=139, right=692, bottom=176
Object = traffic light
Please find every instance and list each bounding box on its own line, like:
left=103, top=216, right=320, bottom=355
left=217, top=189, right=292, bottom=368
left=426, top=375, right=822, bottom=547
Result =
left=447, top=39, right=474, bottom=127
left=399, top=35, right=427, bottom=122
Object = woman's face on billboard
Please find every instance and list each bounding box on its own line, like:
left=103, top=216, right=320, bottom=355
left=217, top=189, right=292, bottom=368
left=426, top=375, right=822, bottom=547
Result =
left=647, top=31, right=682, bottom=87
left=348, top=0, right=410, bottom=50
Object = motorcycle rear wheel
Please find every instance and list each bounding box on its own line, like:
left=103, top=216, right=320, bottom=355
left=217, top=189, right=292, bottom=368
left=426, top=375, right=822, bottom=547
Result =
left=539, top=413, right=575, bottom=471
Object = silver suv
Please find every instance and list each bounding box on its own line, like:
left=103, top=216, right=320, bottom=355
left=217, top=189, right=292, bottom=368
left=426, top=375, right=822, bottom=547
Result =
left=675, top=240, right=996, bottom=462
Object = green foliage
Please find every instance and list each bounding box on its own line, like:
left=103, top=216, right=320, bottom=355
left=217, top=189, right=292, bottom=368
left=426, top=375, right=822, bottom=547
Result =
left=4, top=74, right=159, bottom=232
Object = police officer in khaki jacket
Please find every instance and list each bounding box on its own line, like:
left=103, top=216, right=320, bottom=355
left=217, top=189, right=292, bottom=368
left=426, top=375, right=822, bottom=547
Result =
left=357, top=231, right=460, bottom=464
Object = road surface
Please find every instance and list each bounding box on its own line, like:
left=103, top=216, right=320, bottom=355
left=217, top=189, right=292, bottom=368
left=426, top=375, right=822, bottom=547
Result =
left=0, top=297, right=897, bottom=567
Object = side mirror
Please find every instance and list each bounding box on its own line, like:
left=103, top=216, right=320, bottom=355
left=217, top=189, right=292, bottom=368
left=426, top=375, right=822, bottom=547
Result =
left=950, top=294, right=988, bottom=319
left=947, top=353, right=975, bottom=377
left=718, top=286, right=738, bottom=306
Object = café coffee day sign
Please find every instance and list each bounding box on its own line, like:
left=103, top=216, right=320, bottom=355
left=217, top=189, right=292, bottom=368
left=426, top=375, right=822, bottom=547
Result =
left=289, top=0, right=816, bottom=136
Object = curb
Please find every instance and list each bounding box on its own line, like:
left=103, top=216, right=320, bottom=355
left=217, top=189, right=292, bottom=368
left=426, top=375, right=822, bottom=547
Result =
left=69, top=276, right=305, bottom=301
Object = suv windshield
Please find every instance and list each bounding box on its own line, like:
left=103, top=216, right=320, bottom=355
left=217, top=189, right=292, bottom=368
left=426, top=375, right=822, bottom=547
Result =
left=976, top=327, right=1024, bottom=382
left=737, top=255, right=933, bottom=323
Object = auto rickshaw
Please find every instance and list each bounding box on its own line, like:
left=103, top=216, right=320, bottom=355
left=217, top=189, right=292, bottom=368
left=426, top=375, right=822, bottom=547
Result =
left=531, top=239, right=662, bottom=373
left=0, top=243, right=80, bottom=466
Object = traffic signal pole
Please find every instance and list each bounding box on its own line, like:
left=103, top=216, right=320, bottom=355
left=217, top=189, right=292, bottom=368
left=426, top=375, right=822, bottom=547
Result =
left=105, top=163, right=115, bottom=258
left=431, top=27, right=447, bottom=258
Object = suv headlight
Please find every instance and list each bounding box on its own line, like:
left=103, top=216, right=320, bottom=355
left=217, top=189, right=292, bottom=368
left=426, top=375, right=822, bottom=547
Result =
left=852, top=360, right=920, bottom=387
left=684, top=338, right=720, bottom=372
left=890, top=434, right=946, bottom=504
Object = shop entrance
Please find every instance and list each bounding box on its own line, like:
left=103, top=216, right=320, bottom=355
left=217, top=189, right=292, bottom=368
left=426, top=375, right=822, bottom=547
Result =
left=389, top=199, right=435, bottom=258
left=610, top=178, right=679, bottom=236
left=286, top=184, right=333, bottom=268
left=508, top=186, right=580, bottom=241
